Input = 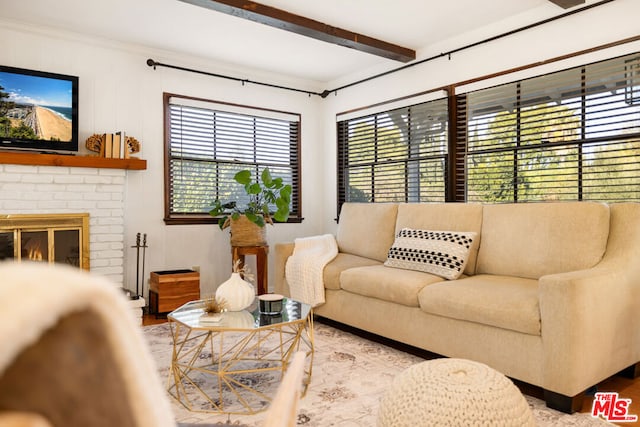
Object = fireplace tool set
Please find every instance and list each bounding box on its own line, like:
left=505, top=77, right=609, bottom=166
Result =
left=128, top=232, right=147, bottom=300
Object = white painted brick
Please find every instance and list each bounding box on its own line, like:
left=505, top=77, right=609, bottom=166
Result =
left=3, top=183, right=36, bottom=192
left=95, top=234, right=124, bottom=243
left=40, top=167, right=71, bottom=175
left=54, top=192, right=84, bottom=201
left=109, top=258, right=123, bottom=266
left=53, top=175, right=84, bottom=184
left=0, top=190, right=22, bottom=200
left=97, top=200, right=123, bottom=209
left=92, top=266, right=123, bottom=275
left=67, top=201, right=99, bottom=210
left=97, top=217, right=124, bottom=226
left=98, top=169, right=126, bottom=177
left=90, top=258, right=109, bottom=268
left=95, top=250, right=124, bottom=259
left=37, top=201, right=68, bottom=210
left=5, top=200, right=38, bottom=210
left=96, top=184, right=124, bottom=193
left=85, top=175, right=115, bottom=184
left=24, top=192, right=53, bottom=201
left=109, top=225, right=125, bottom=235
left=0, top=174, right=21, bottom=183
left=90, top=225, right=110, bottom=234
left=83, top=193, right=111, bottom=201
left=66, top=184, right=96, bottom=193
left=4, top=165, right=38, bottom=173
left=21, top=174, right=54, bottom=184
left=70, top=168, right=99, bottom=176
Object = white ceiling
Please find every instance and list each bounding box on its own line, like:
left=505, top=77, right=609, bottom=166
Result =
left=1, top=0, right=596, bottom=85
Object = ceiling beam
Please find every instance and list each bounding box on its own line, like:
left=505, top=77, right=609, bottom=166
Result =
left=547, top=0, right=586, bottom=8
left=178, top=0, right=416, bottom=63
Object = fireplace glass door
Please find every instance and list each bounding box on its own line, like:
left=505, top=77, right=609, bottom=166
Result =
left=0, top=214, right=89, bottom=270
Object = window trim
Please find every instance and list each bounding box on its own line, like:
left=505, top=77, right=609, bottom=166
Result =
left=163, top=92, right=302, bottom=225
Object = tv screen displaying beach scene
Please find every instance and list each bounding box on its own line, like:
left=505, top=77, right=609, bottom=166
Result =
left=0, top=65, right=78, bottom=152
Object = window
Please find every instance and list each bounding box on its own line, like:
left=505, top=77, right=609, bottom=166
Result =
left=164, top=94, right=301, bottom=224
left=337, top=97, right=449, bottom=214
left=457, top=53, right=640, bottom=203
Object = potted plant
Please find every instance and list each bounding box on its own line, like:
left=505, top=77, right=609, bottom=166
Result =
left=209, top=167, right=292, bottom=246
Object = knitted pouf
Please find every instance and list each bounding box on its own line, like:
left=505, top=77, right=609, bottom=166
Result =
left=377, top=358, right=535, bottom=427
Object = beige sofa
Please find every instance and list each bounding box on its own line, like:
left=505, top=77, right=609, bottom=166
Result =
left=275, top=201, right=640, bottom=413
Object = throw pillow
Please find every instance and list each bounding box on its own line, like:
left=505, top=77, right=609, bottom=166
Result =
left=384, top=228, right=477, bottom=280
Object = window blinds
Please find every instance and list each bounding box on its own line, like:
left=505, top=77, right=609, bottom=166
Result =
left=167, top=96, right=300, bottom=219
left=456, top=52, right=640, bottom=203
left=337, top=97, right=449, bottom=213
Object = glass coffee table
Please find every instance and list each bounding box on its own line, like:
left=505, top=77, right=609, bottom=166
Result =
left=166, top=297, right=314, bottom=415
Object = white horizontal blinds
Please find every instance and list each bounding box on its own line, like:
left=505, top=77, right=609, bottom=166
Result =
left=458, top=52, right=640, bottom=203
left=337, top=98, right=448, bottom=210
left=168, top=98, right=300, bottom=215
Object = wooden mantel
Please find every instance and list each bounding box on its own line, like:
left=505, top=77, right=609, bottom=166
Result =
left=0, top=151, right=146, bottom=170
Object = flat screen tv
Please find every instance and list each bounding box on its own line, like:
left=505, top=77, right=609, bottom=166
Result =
left=0, top=65, right=78, bottom=153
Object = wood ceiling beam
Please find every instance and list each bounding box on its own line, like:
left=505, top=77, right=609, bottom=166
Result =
left=547, top=0, right=586, bottom=8
left=178, top=0, right=416, bottom=63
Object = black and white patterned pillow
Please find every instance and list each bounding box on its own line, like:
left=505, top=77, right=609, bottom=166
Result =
left=384, top=228, right=477, bottom=280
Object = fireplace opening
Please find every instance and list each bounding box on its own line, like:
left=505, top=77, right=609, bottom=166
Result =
left=0, top=213, right=89, bottom=270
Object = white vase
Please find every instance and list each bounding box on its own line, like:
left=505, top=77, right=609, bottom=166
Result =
left=215, top=272, right=255, bottom=311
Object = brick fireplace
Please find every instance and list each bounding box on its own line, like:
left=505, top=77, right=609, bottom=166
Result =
left=0, top=162, right=127, bottom=286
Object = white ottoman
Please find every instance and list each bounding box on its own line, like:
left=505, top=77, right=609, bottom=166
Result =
left=377, top=358, right=535, bottom=427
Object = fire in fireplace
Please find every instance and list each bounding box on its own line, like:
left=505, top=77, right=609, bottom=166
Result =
left=0, top=213, right=89, bottom=270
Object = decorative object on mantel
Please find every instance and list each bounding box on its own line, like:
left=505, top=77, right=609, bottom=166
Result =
left=85, top=133, right=140, bottom=159
left=209, top=168, right=292, bottom=247
left=215, top=259, right=255, bottom=311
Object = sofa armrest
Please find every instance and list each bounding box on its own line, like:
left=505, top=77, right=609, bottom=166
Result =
left=274, top=242, right=295, bottom=297
left=539, top=265, right=637, bottom=396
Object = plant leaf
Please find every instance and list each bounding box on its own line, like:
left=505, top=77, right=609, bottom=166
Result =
left=248, top=183, right=262, bottom=194
left=273, top=210, right=289, bottom=222
left=261, top=168, right=273, bottom=187
left=234, top=170, right=252, bottom=185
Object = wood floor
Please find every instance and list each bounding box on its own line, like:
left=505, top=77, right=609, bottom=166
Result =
left=143, top=313, right=640, bottom=425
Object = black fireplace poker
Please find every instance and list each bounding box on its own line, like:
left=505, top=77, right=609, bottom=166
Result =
left=130, top=232, right=148, bottom=300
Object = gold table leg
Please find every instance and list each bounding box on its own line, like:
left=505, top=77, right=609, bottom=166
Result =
left=167, top=314, right=314, bottom=415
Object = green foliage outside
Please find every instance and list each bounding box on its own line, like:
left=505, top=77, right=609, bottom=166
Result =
left=467, top=103, right=640, bottom=203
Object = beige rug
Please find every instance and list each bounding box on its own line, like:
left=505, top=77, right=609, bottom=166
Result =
left=143, top=321, right=612, bottom=426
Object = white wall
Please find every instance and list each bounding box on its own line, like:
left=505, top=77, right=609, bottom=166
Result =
left=0, top=20, right=325, bottom=298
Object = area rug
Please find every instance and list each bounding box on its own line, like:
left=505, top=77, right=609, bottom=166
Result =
left=143, top=321, right=612, bottom=426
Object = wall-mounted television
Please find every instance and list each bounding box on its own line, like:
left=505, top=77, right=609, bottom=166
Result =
left=0, top=65, right=78, bottom=153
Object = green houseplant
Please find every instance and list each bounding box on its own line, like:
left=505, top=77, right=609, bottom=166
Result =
left=209, top=168, right=292, bottom=243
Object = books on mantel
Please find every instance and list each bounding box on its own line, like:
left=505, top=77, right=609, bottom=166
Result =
left=101, top=131, right=130, bottom=159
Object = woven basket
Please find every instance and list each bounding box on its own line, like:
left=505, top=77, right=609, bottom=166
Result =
left=230, top=215, right=267, bottom=246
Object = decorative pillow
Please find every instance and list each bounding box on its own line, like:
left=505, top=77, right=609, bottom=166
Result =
left=384, top=228, right=477, bottom=280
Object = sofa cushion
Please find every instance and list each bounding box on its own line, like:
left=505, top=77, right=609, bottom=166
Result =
left=395, top=203, right=483, bottom=275
left=418, top=274, right=540, bottom=335
left=341, top=265, right=445, bottom=307
left=337, top=203, right=398, bottom=262
left=323, top=253, right=382, bottom=290
left=476, top=202, right=610, bottom=279
left=384, top=229, right=477, bottom=280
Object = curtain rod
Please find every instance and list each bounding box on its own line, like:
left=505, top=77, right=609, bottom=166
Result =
left=147, top=0, right=615, bottom=99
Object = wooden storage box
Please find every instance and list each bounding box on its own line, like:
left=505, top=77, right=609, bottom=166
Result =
left=149, top=269, right=200, bottom=314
